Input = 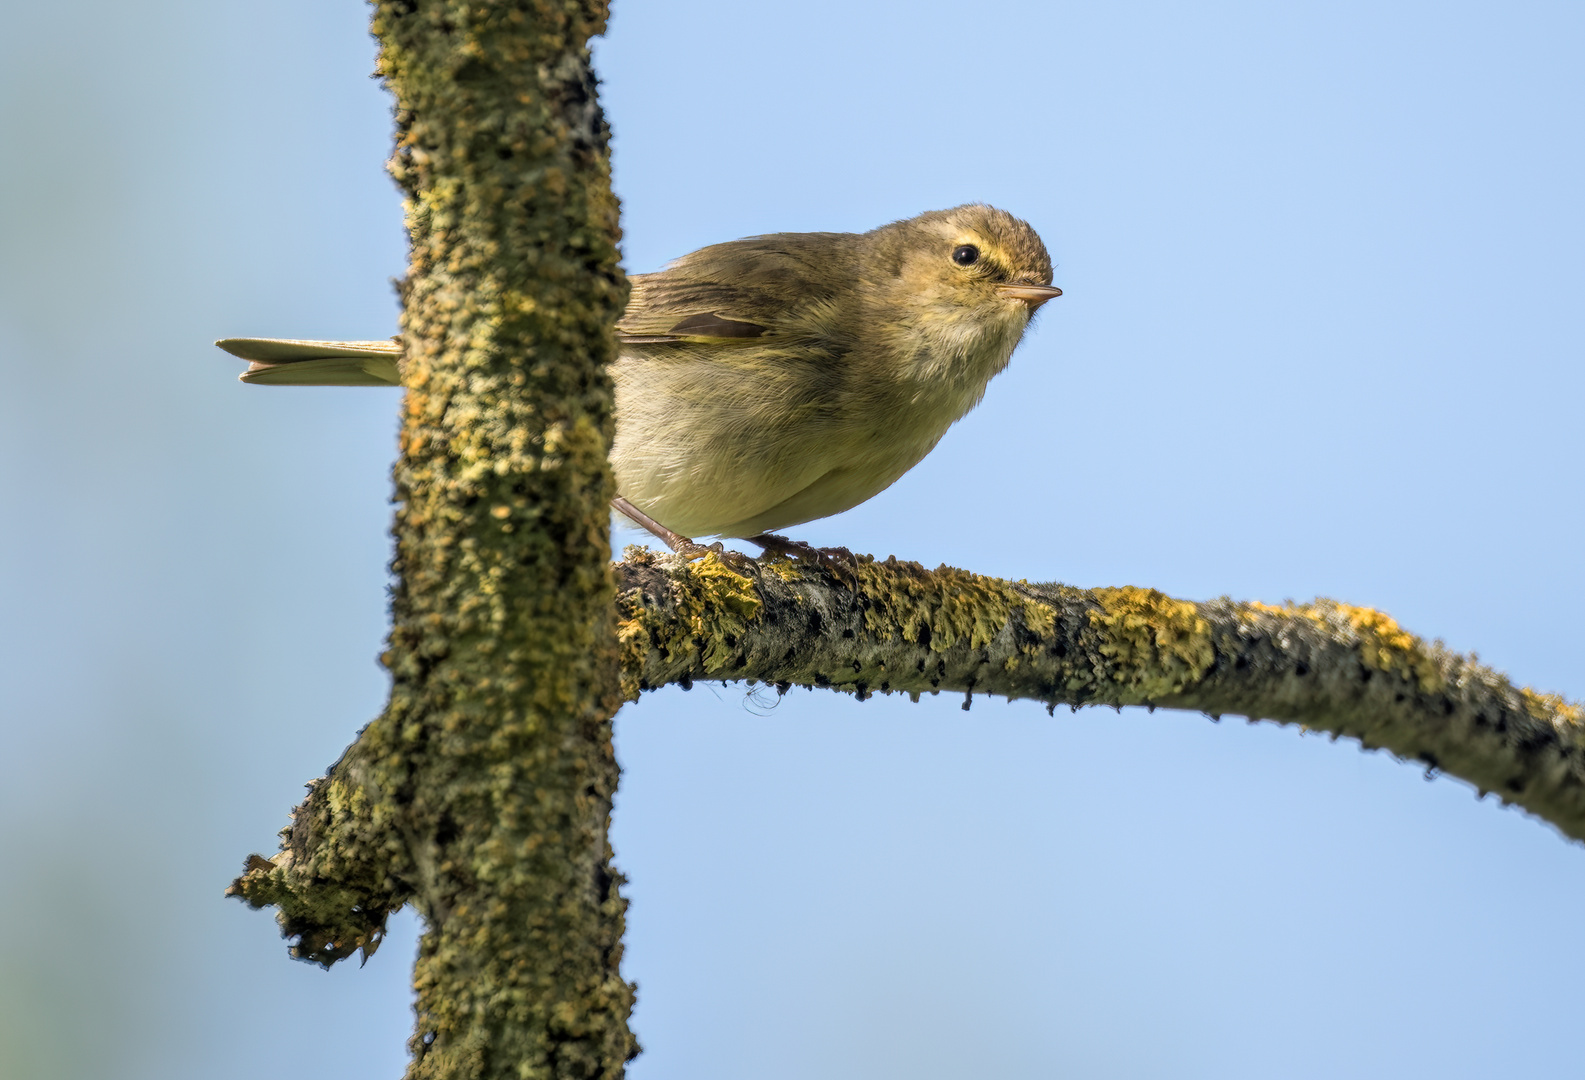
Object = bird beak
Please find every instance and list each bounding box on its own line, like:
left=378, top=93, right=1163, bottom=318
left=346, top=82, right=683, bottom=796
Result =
left=997, top=283, right=1063, bottom=310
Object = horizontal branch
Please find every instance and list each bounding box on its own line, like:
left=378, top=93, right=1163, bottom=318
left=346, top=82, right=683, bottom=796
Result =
left=231, top=545, right=1585, bottom=965
left=615, top=548, right=1585, bottom=842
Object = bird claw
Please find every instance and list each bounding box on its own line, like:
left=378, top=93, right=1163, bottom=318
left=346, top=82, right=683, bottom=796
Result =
left=747, top=533, right=859, bottom=583
left=672, top=539, right=758, bottom=577
left=673, top=539, right=725, bottom=560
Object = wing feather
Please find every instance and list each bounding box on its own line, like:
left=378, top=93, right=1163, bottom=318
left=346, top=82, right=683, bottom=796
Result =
left=614, top=232, right=861, bottom=351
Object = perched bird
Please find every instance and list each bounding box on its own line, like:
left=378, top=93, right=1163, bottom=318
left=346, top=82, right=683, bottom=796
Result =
left=217, top=204, right=1060, bottom=558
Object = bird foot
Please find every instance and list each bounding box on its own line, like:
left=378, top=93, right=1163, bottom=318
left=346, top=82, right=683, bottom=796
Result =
left=746, top=533, right=859, bottom=582
left=611, top=497, right=757, bottom=576
left=672, top=538, right=758, bottom=575
left=672, top=538, right=724, bottom=560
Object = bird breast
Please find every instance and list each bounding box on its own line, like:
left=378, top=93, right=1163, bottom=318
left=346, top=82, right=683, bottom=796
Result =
left=609, top=309, right=1025, bottom=538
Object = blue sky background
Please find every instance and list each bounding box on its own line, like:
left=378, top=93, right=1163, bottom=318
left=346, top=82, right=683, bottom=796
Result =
left=2, top=1, right=1582, bottom=1077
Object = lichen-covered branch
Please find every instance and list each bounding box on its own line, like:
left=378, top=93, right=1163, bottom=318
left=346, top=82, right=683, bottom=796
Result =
left=230, top=2, right=634, bottom=1077
left=616, top=548, right=1585, bottom=842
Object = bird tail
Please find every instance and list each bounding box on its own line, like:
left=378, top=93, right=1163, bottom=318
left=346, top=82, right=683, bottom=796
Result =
left=215, top=337, right=402, bottom=386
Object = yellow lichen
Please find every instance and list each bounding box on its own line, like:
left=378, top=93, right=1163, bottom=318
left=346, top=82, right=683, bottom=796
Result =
left=615, top=552, right=764, bottom=688
left=687, top=555, right=764, bottom=671
left=1246, top=599, right=1441, bottom=692
left=614, top=615, right=653, bottom=701
left=855, top=560, right=1016, bottom=652
left=751, top=554, right=809, bottom=583
left=1521, top=687, right=1585, bottom=730
left=1332, top=603, right=1442, bottom=692
left=1089, top=587, right=1214, bottom=699
left=1015, top=586, right=1058, bottom=640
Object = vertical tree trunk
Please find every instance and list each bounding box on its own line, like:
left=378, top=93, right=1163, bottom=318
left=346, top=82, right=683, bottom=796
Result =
left=374, top=2, right=632, bottom=1075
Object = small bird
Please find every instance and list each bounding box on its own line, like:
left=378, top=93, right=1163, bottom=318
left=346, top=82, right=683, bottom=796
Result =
left=217, top=204, right=1060, bottom=559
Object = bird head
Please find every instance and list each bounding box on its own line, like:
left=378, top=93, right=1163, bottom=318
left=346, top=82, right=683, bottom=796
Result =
left=865, top=204, right=1060, bottom=381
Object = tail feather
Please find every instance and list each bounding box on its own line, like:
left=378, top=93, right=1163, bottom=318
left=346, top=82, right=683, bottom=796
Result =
left=215, top=337, right=402, bottom=386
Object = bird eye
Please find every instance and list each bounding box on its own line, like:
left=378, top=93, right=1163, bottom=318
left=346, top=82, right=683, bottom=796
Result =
left=951, top=244, right=980, bottom=267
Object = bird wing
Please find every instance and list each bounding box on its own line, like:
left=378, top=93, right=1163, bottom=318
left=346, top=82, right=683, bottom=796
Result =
left=616, top=278, right=775, bottom=344
left=615, top=233, right=858, bottom=351
left=215, top=338, right=402, bottom=386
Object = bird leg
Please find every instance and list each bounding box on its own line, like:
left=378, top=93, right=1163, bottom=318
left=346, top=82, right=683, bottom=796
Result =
left=611, top=496, right=719, bottom=558
left=611, top=496, right=754, bottom=571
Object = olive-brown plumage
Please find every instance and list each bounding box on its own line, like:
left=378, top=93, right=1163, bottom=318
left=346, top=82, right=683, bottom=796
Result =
left=216, top=204, right=1059, bottom=547
left=609, top=204, right=1056, bottom=539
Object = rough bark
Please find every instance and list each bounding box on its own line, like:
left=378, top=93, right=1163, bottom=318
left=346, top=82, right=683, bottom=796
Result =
left=613, top=548, right=1585, bottom=842
left=229, top=2, right=635, bottom=1078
